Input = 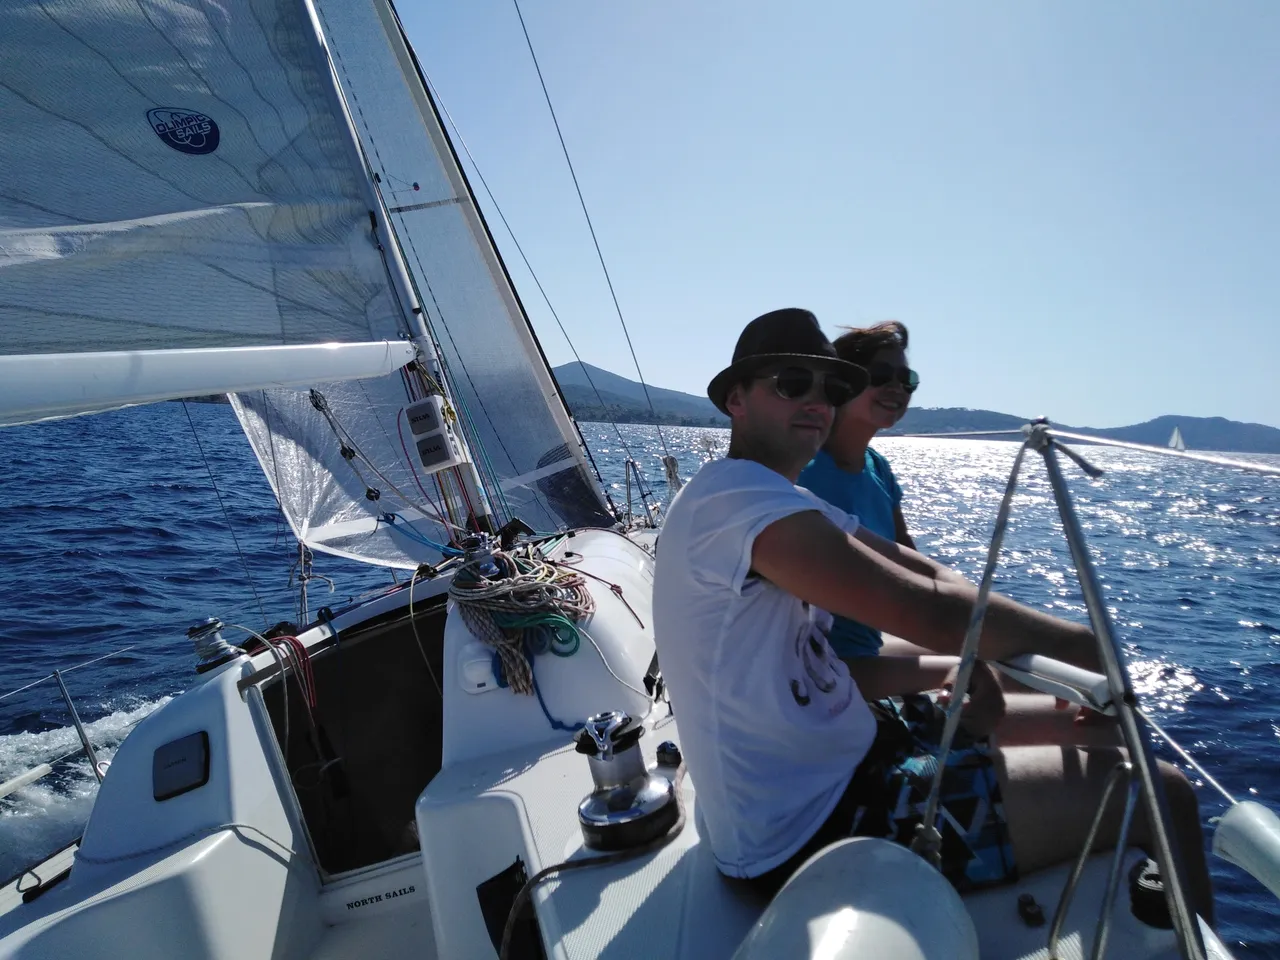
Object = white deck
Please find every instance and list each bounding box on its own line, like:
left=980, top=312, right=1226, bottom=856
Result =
left=308, top=902, right=435, bottom=960
left=0, top=845, right=76, bottom=922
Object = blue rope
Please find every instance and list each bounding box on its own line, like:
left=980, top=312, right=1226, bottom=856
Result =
left=380, top=512, right=463, bottom=557
left=489, top=647, right=583, bottom=733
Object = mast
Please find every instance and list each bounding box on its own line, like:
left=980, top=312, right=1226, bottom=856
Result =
left=370, top=0, right=610, bottom=516
left=300, top=0, right=495, bottom=527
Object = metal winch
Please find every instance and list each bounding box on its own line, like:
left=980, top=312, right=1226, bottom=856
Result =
left=188, top=617, right=245, bottom=675
left=574, top=710, right=679, bottom=851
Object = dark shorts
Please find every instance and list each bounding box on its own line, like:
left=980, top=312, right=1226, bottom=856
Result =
left=741, top=693, right=1017, bottom=897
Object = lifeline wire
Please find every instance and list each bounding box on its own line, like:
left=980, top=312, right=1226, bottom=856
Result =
left=910, top=439, right=1032, bottom=865
left=181, top=401, right=268, bottom=626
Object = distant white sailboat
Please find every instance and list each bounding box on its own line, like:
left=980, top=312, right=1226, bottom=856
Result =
left=1169, top=426, right=1188, bottom=451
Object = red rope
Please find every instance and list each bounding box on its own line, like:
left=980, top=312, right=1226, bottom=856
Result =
left=267, top=635, right=316, bottom=710
left=396, top=409, right=451, bottom=531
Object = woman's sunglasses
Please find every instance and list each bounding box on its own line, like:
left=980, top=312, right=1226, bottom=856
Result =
left=759, top=366, right=865, bottom=407
left=866, top=361, right=920, bottom=394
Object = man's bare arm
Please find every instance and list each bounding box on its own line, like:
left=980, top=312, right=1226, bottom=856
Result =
left=843, top=654, right=954, bottom=700
left=854, top=526, right=968, bottom=586
left=753, top=511, right=1099, bottom=670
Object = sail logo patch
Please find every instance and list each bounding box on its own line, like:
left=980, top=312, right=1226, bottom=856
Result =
left=147, top=108, right=220, bottom=155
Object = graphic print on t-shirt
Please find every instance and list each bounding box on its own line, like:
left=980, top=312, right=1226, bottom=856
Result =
left=789, top=616, right=853, bottom=716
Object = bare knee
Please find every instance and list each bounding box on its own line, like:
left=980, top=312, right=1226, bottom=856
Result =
left=1158, top=762, right=1202, bottom=826
left=1155, top=761, right=1214, bottom=923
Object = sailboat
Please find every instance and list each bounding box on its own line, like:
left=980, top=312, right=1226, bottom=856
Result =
left=1169, top=427, right=1188, bottom=452
left=2, top=1, right=1278, bottom=958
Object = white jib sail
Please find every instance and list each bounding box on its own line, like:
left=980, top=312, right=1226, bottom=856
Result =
left=226, top=0, right=616, bottom=568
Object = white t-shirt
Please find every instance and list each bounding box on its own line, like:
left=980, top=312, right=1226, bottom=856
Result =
left=652, top=458, right=877, bottom=878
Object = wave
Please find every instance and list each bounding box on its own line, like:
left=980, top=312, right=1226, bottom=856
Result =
left=0, top=697, right=171, bottom=882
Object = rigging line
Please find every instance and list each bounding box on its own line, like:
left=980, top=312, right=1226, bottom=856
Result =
left=422, top=76, right=638, bottom=512
left=309, top=391, right=468, bottom=536
left=408, top=572, right=444, bottom=699
left=1138, top=708, right=1237, bottom=806
left=509, top=0, right=673, bottom=461
left=59, top=644, right=144, bottom=676
left=0, top=674, right=55, bottom=704
left=1048, top=430, right=1280, bottom=478
left=354, top=378, right=452, bottom=530
left=323, top=20, right=527, bottom=525
left=253, top=392, right=294, bottom=553
left=381, top=1, right=623, bottom=522
left=901, top=427, right=1280, bottom=478
left=181, top=401, right=269, bottom=627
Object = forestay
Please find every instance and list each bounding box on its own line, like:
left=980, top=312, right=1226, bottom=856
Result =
left=0, top=0, right=414, bottom=424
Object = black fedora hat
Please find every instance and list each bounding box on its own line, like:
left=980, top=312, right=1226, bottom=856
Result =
left=707, top=308, right=866, bottom=415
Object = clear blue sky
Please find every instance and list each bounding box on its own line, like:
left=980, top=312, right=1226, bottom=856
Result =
left=397, top=1, right=1279, bottom=429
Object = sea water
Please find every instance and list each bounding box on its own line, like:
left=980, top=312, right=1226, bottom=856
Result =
left=1, top=404, right=1277, bottom=954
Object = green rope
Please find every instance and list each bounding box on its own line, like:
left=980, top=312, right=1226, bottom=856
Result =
left=493, top=611, right=581, bottom=657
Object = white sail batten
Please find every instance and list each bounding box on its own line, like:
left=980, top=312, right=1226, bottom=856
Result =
left=0, top=341, right=415, bottom=427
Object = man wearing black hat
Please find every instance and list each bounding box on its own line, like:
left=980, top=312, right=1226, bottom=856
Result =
left=651, top=308, right=1212, bottom=913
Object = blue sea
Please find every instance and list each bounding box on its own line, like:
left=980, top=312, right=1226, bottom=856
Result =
left=1, top=403, right=1277, bottom=953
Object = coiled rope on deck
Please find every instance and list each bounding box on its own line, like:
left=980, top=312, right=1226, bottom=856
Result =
left=448, top=546, right=595, bottom=695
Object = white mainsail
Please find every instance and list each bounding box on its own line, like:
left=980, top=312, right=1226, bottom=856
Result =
left=228, top=0, right=616, bottom=567
left=0, top=0, right=418, bottom=426
left=0, top=0, right=615, bottom=568
left=1169, top=426, right=1187, bottom=451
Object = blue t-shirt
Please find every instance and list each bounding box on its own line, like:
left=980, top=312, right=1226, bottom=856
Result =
left=797, top=448, right=903, bottom=658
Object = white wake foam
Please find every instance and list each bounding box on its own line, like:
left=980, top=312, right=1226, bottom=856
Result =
left=0, top=697, right=171, bottom=880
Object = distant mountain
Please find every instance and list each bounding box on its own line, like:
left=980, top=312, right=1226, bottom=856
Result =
left=882, top=408, right=1028, bottom=437
left=555, top=362, right=728, bottom=426
left=1088, top=416, right=1280, bottom=454
left=551, top=363, right=1280, bottom=453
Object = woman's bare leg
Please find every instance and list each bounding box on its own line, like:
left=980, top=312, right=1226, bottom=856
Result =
left=866, top=643, right=1121, bottom=748
left=993, top=693, right=1121, bottom=748
left=995, top=745, right=1213, bottom=925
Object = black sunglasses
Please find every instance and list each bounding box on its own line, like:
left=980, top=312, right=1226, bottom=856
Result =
left=866, top=361, right=920, bottom=393
left=758, top=366, right=865, bottom=407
